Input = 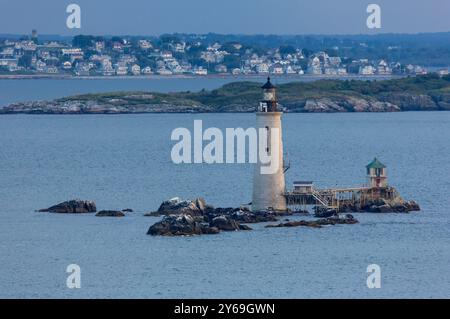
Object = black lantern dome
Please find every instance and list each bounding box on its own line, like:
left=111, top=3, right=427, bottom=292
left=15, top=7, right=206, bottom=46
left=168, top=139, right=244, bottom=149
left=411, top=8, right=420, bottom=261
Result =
left=261, top=77, right=276, bottom=90
left=259, top=77, right=278, bottom=112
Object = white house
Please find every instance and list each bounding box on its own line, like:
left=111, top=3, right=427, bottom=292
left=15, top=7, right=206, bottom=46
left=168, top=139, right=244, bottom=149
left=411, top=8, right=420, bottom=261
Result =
left=307, top=56, right=322, bottom=74
left=214, top=64, right=228, bottom=73
left=193, top=66, right=208, bottom=75
left=377, top=60, right=391, bottom=75
left=256, top=63, right=270, bottom=74
left=157, top=68, right=173, bottom=75
left=231, top=68, right=241, bottom=75
left=271, top=63, right=284, bottom=74
left=35, top=60, right=47, bottom=72
left=130, top=64, right=141, bottom=75
left=138, top=40, right=153, bottom=50
left=0, top=58, right=18, bottom=68
left=160, top=51, right=173, bottom=59
left=115, top=63, right=128, bottom=75
left=359, top=65, right=375, bottom=75
left=141, top=66, right=153, bottom=74
left=285, top=65, right=297, bottom=74
left=62, top=61, right=72, bottom=69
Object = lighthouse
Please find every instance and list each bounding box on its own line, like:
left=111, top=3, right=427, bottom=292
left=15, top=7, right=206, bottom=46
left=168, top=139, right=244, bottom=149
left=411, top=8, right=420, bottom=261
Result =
left=366, top=157, right=388, bottom=188
left=252, top=77, right=287, bottom=212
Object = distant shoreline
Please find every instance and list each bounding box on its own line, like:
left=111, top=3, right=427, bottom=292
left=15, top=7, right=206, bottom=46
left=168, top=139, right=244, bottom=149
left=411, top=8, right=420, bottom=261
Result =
left=0, top=74, right=403, bottom=81
left=2, top=74, right=450, bottom=114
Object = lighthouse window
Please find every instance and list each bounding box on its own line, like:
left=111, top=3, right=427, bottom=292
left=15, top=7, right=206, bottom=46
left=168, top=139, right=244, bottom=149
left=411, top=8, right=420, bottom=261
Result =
left=265, top=126, right=270, bottom=154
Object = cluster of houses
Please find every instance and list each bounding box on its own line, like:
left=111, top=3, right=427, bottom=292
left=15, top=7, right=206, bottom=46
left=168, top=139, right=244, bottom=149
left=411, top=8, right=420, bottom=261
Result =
left=305, top=51, right=429, bottom=76
left=0, top=34, right=443, bottom=77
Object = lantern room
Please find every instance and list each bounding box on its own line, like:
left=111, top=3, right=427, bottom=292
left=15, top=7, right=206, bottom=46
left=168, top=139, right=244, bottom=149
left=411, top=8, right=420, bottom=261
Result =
left=258, top=77, right=278, bottom=112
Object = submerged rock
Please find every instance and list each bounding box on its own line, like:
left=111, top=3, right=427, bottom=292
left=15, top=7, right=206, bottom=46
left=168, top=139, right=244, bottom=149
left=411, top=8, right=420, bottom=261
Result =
left=266, top=214, right=358, bottom=229
left=95, top=210, right=125, bottom=217
left=238, top=224, right=253, bottom=231
left=200, top=225, right=221, bottom=235
left=359, top=198, right=421, bottom=213
left=404, top=200, right=421, bottom=212
left=210, top=215, right=240, bottom=231
left=292, top=210, right=310, bottom=215
left=37, top=199, right=96, bottom=214
left=147, top=213, right=252, bottom=236
left=314, top=206, right=338, bottom=218
left=122, top=208, right=133, bottom=213
left=228, top=209, right=279, bottom=223
left=336, top=192, right=421, bottom=213
left=147, top=198, right=279, bottom=224
left=147, top=214, right=219, bottom=236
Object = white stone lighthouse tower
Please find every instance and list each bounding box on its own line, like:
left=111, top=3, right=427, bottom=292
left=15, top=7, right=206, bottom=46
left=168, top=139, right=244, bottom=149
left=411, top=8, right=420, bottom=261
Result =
left=252, top=77, right=287, bottom=212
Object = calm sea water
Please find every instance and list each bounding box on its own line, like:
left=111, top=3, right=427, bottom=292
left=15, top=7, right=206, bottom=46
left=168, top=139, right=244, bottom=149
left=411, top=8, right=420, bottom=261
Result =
left=0, top=111, right=449, bottom=298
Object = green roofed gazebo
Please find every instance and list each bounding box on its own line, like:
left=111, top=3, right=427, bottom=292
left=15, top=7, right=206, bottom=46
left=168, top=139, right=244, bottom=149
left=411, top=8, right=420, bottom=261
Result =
left=366, top=158, right=388, bottom=188
left=366, top=157, right=386, bottom=169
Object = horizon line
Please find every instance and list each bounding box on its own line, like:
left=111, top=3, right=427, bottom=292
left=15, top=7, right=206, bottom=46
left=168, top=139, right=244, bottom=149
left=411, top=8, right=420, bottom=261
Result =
left=2, top=31, right=450, bottom=38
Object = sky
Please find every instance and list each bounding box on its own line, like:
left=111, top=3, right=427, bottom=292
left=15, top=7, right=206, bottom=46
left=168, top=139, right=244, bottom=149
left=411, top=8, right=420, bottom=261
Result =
left=1, top=0, right=450, bottom=36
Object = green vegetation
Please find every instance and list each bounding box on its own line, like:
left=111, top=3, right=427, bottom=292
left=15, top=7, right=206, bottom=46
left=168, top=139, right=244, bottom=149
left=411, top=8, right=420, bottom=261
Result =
left=12, top=73, right=449, bottom=114
left=58, top=91, right=201, bottom=107
left=184, top=73, right=450, bottom=107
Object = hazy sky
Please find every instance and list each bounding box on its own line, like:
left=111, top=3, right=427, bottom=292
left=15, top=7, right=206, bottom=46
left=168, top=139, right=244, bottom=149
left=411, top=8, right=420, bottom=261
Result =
left=1, top=0, right=450, bottom=35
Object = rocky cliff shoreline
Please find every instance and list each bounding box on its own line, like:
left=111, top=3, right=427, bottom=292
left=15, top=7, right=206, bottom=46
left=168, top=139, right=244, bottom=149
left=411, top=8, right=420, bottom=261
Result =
left=3, top=75, right=450, bottom=114
left=2, top=93, right=449, bottom=114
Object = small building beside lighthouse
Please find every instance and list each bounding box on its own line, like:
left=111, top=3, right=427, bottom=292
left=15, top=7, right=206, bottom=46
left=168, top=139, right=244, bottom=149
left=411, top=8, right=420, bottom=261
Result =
left=252, top=77, right=287, bottom=212
left=366, top=157, right=388, bottom=188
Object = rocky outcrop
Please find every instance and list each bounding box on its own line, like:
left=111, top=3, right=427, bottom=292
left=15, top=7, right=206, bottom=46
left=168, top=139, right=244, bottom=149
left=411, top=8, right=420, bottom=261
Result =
left=304, top=96, right=401, bottom=113
left=304, top=98, right=347, bottom=112
left=146, top=198, right=359, bottom=236
left=314, top=207, right=338, bottom=218
left=146, top=209, right=254, bottom=236
left=95, top=210, right=125, bottom=217
left=378, top=93, right=438, bottom=111
left=266, top=214, right=358, bottom=228
left=0, top=100, right=211, bottom=114
left=38, top=199, right=96, bottom=213
left=0, top=93, right=441, bottom=114
left=147, top=214, right=220, bottom=236
left=145, top=197, right=209, bottom=216
left=339, top=198, right=421, bottom=213
left=210, top=215, right=241, bottom=231
left=146, top=198, right=272, bottom=236
left=303, top=97, right=399, bottom=113
left=3, top=75, right=450, bottom=114
left=146, top=198, right=279, bottom=223
left=432, top=92, right=450, bottom=110
left=207, top=207, right=279, bottom=223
